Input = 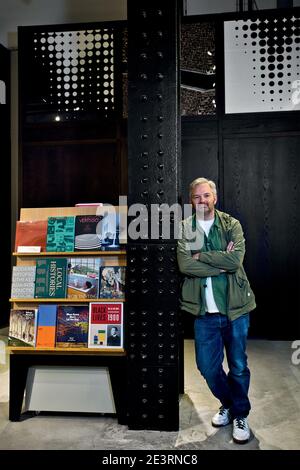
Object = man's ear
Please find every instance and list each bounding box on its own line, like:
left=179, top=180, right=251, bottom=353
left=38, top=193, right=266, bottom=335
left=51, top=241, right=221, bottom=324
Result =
left=214, top=195, right=217, bottom=206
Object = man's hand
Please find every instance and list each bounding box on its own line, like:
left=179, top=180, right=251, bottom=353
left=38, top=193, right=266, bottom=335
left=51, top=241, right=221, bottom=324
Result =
left=192, top=252, right=201, bottom=260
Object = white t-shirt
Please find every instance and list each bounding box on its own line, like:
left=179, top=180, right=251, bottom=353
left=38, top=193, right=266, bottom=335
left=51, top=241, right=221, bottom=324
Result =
left=197, top=218, right=219, bottom=313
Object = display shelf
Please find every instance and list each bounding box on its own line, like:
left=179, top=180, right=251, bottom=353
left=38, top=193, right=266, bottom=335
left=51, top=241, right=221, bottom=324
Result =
left=7, top=346, right=126, bottom=355
left=10, top=298, right=125, bottom=303
left=9, top=205, right=127, bottom=422
left=13, top=250, right=126, bottom=256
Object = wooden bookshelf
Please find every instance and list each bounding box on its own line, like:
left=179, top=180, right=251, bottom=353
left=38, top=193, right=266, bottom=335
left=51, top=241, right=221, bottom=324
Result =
left=13, top=250, right=126, bottom=256
left=10, top=298, right=125, bottom=303
left=7, top=346, right=126, bottom=355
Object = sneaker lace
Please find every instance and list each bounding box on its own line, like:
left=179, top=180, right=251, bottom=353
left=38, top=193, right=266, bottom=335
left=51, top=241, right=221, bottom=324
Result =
left=235, top=417, right=246, bottom=429
left=219, top=406, right=228, bottom=416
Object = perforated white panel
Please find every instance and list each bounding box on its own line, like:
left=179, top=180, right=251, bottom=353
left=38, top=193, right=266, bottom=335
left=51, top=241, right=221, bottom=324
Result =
left=33, top=29, right=114, bottom=115
left=225, top=15, right=300, bottom=113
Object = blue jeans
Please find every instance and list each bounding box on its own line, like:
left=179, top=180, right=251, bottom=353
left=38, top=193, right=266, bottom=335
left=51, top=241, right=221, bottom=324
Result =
left=194, top=313, right=251, bottom=418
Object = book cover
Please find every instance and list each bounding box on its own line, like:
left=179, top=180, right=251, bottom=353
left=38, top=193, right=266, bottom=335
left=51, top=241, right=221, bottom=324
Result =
left=88, top=302, right=123, bottom=349
left=34, top=258, right=67, bottom=298
left=46, top=216, right=75, bottom=252
left=67, top=257, right=101, bottom=299
left=74, top=215, right=103, bottom=251
left=98, top=212, right=121, bottom=251
left=11, top=266, right=36, bottom=298
left=14, top=220, right=48, bottom=252
left=99, top=266, right=125, bottom=299
left=8, top=309, right=38, bottom=347
left=56, top=305, right=89, bottom=348
left=36, top=304, right=57, bottom=348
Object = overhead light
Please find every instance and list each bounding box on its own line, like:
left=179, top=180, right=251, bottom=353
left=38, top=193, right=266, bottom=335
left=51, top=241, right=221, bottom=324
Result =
left=54, top=115, right=61, bottom=122
left=207, top=50, right=212, bottom=56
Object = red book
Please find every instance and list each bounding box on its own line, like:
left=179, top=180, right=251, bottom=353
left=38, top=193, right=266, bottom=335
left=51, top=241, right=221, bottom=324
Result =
left=15, top=220, right=48, bottom=252
left=88, top=302, right=123, bottom=349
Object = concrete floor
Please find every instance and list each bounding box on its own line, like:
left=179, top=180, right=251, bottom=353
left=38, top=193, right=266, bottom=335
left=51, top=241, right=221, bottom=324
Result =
left=0, top=328, right=299, bottom=450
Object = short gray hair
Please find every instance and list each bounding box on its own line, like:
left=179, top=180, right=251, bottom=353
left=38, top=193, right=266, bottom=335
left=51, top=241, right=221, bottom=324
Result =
left=189, top=177, right=217, bottom=197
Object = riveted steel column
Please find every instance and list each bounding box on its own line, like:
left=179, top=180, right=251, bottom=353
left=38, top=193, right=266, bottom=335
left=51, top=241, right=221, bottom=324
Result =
left=127, top=0, right=181, bottom=431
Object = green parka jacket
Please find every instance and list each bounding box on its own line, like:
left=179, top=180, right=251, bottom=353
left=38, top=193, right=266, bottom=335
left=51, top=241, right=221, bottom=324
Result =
left=177, top=210, right=256, bottom=321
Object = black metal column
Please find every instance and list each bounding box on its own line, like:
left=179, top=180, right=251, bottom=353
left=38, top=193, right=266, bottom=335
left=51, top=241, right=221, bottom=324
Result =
left=127, top=0, right=181, bottom=430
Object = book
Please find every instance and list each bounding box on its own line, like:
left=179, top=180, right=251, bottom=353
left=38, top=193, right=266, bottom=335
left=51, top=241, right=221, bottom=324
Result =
left=67, top=257, right=101, bottom=299
left=34, top=258, right=68, bottom=298
left=36, top=304, right=57, bottom=348
left=88, top=302, right=123, bottom=349
left=99, top=266, right=125, bottom=299
left=14, top=220, right=48, bottom=252
left=10, top=266, right=36, bottom=298
left=75, top=203, right=103, bottom=207
left=8, top=309, right=38, bottom=347
left=98, top=212, right=121, bottom=251
left=56, top=305, right=89, bottom=348
left=46, top=216, right=75, bottom=252
left=74, top=215, right=103, bottom=251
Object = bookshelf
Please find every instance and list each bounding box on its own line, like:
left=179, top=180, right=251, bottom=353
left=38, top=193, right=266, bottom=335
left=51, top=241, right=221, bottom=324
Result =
left=8, top=206, right=127, bottom=422
left=11, top=205, right=126, bottom=351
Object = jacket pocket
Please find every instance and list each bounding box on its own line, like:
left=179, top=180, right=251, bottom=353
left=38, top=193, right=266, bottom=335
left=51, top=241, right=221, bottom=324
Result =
left=229, top=273, right=253, bottom=310
left=181, top=277, right=200, bottom=305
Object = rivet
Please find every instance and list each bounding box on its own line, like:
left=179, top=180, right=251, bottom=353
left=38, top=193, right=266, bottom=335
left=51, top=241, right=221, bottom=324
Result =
left=141, top=151, right=149, bottom=157
left=140, top=94, right=148, bottom=102
left=157, top=150, right=164, bottom=156
left=157, top=132, right=163, bottom=138
left=157, top=115, right=164, bottom=121
left=157, top=73, right=164, bottom=80
left=141, top=134, right=148, bottom=140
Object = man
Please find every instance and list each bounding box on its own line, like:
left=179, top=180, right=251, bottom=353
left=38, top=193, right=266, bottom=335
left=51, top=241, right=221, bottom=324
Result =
left=177, top=177, right=256, bottom=444
left=107, top=326, right=120, bottom=346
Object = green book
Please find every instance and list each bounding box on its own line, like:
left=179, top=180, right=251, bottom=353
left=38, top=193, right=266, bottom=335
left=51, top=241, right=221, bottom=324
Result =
left=34, top=258, right=68, bottom=298
left=46, top=216, right=75, bottom=252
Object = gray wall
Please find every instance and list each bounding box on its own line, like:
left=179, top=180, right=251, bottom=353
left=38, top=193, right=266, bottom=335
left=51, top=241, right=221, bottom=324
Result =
left=0, top=0, right=127, bottom=47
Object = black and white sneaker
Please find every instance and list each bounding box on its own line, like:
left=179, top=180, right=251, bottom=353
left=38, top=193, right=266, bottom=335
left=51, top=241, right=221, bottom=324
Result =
left=232, top=417, right=250, bottom=444
left=212, top=406, right=231, bottom=427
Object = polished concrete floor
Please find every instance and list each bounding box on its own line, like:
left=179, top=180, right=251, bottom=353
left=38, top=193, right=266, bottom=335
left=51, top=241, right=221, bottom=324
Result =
left=0, top=327, right=299, bottom=450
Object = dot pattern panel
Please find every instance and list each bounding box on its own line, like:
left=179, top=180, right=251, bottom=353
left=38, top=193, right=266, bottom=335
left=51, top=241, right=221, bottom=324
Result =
left=224, top=14, right=300, bottom=113
left=32, top=28, right=115, bottom=117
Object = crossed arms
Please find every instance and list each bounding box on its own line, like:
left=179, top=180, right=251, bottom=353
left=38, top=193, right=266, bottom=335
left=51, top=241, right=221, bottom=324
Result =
left=176, top=219, right=245, bottom=278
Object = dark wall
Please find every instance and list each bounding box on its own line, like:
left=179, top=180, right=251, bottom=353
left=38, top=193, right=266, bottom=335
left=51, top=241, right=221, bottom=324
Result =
left=181, top=114, right=300, bottom=340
